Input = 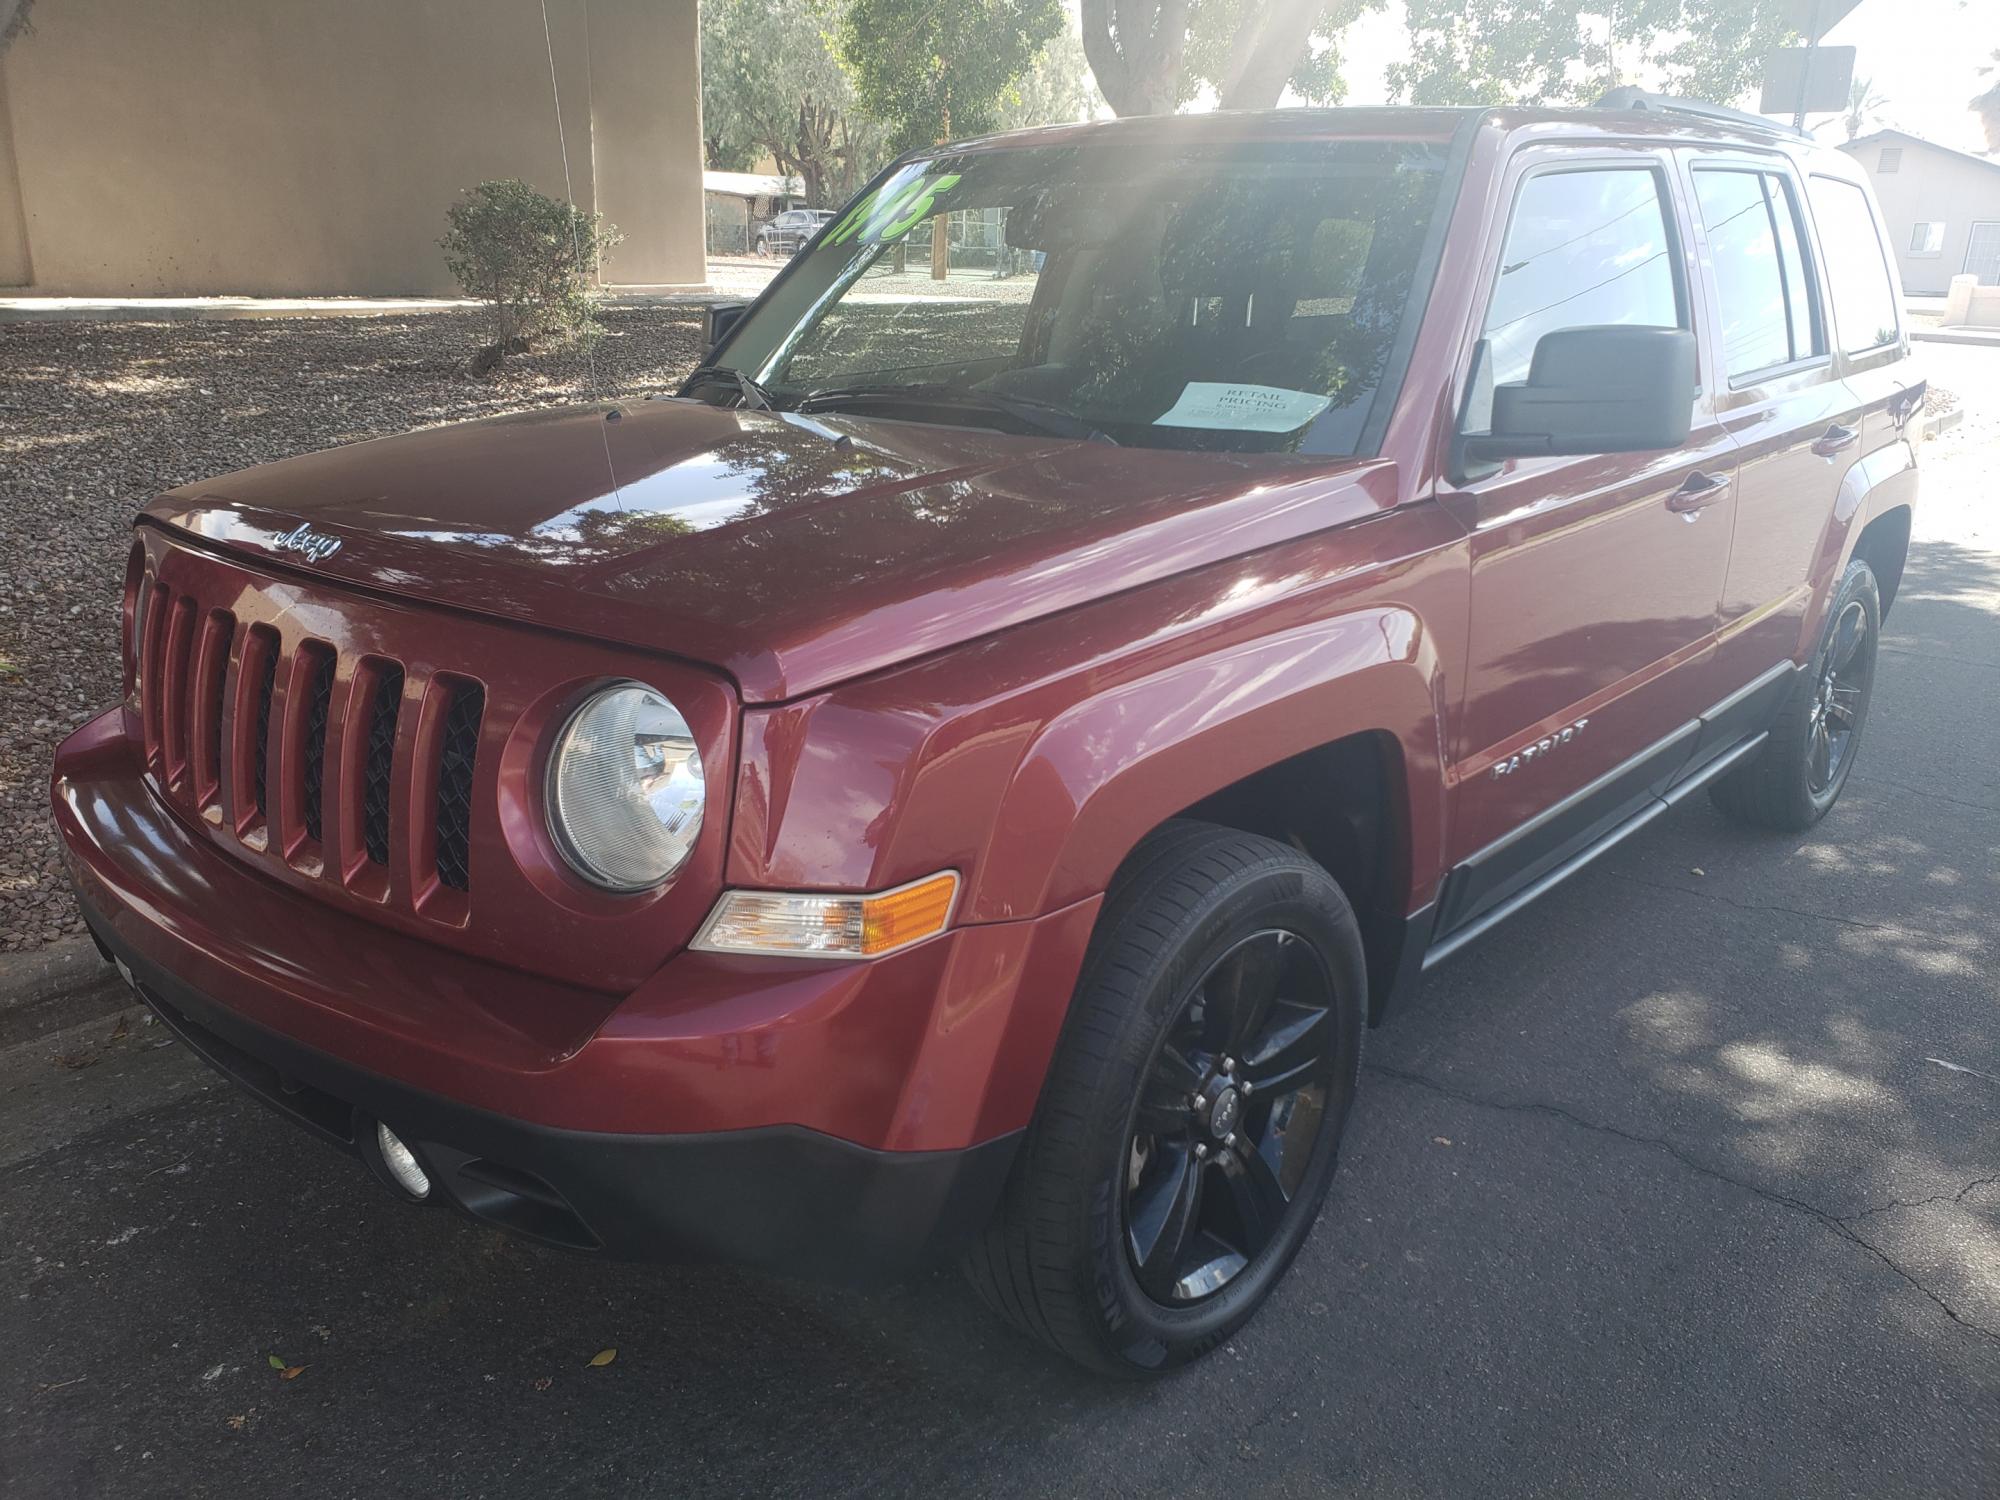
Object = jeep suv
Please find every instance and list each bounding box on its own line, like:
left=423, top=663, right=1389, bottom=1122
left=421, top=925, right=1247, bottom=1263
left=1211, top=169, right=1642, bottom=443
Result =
left=53, top=99, right=1922, bottom=1376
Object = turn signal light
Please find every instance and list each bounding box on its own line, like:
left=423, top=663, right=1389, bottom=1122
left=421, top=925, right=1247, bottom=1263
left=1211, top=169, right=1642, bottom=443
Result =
left=693, top=872, right=960, bottom=959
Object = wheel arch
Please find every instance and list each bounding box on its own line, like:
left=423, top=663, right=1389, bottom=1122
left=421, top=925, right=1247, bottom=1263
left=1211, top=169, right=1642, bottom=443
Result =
left=970, top=609, right=1448, bottom=1024
left=1172, top=731, right=1419, bottom=1023
left=1804, top=439, right=1917, bottom=656
left=1850, top=501, right=1911, bottom=620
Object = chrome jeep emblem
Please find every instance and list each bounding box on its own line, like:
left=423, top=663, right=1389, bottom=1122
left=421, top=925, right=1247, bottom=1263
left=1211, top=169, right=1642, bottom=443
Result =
left=273, top=522, right=342, bottom=563
left=1491, top=717, right=1589, bottom=779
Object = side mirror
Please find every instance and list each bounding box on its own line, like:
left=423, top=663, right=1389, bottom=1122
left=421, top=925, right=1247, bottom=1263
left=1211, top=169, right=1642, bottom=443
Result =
left=1462, top=325, right=1696, bottom=465
left=702, top=301, right=749, bottom=352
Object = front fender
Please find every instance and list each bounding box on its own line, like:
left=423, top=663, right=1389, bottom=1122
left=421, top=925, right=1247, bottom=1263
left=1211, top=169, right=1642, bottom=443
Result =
left=979, top=607, right=1447, bottom=919
left=726, top=504, right=1467, bottom=927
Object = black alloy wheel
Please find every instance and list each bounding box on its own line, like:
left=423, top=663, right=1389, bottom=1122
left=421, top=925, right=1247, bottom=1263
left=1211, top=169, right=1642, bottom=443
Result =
left=963, top=821, right=1366, bottom=1376
left=1125, top=929, right=1337, bottom=1304
left=1807, top=598, right=1872, bottom=795
left=1712, top=557, right=1881, bottom=831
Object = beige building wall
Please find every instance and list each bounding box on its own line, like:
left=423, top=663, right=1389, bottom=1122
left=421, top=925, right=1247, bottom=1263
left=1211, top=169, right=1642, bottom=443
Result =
left=1842, top=133, right=2000, bottom=297
left=0, top=0, right=703, bottom=295
left=0, top=74, right=30, bottom=286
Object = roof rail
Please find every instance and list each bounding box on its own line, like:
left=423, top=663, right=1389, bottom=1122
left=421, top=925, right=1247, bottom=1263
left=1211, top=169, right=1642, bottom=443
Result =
left=1593, top=86, right=1806, bottom=140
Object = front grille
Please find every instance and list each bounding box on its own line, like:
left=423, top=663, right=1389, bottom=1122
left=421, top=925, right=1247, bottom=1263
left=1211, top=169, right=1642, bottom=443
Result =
left=136, top=568, right=488, bottom=912
left=251, top=637, right=279, bottom=819
left=433, top=681, right=484, bottom=893
left=300, top=646, right=336, bottom=843
left=361, top=665, right=403, bottom=867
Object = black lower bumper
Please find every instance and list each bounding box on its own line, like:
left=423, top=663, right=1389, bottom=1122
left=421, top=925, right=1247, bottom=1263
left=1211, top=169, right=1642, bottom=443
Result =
left=88, top=920, right=1019, bottom=1285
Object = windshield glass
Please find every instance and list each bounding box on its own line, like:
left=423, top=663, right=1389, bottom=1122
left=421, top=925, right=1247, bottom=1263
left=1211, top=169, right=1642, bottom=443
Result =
left=709, top=137, right=1451, bottom=454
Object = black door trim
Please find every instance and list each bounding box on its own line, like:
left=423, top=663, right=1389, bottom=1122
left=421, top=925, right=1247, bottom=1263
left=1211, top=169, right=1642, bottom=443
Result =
left=1426, top=729, right=1766, bottom=969
left=1432, top=719, right=1699, bottom=938
left=1425, top=661, right=1805, bottom=968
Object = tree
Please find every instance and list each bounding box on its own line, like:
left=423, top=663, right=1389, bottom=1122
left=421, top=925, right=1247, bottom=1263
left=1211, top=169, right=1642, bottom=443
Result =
left=701, top=0, right=889, bottom=205
left=1388, top=1, right=1800, bottom=109
left=0, top=0, right=31, bottom=54
left=838, top=0, right=1064, bottom=150
left=1079, top=0, right=1378, bottom=117
left=1839, top=76, right=1885, bottom=142
left=1974, top=51, right=2000, bottom=155
left=996, top=22, right=1104, bottom=129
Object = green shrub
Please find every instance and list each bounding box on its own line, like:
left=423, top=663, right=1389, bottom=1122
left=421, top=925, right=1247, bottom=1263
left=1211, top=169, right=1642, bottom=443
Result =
left=439, top=179, right=620, bottom=365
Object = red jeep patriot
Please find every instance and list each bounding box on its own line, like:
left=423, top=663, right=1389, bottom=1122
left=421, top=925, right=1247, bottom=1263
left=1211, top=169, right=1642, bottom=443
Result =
left=53, top=97, right=1922, bottom=1376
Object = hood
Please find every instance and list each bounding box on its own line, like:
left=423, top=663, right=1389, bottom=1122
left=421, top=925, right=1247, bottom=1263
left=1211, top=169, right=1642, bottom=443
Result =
left=147, top=398, right=1399, bottom=703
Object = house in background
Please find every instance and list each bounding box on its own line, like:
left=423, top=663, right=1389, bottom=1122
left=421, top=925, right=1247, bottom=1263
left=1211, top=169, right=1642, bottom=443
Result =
left=1840, top=129, right=2000, bottom=295
left=0, top=0, right=705, bottom=297
left=703, top=171, right=804, bottom=257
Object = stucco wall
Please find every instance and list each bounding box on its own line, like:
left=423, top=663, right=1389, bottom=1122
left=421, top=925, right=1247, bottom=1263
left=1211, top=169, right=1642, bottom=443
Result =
left=0, top=0, right=703, bottom=295
left=1842, top=135, right=2000, bottom=297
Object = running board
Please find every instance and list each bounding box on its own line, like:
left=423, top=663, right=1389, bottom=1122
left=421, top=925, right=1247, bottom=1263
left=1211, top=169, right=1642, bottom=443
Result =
left=1423, top=730, right=1768, bottom=970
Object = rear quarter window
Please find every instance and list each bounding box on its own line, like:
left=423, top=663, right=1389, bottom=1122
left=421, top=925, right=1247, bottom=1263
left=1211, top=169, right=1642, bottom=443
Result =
left=1806, top=175, right=1901, bottom=354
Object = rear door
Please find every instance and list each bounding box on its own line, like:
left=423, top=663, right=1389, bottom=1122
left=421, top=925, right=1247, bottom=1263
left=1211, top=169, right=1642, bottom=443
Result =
left=1681, top=153, right=1850, bottom=701
left=1433, top=146, right=1739, bottom=939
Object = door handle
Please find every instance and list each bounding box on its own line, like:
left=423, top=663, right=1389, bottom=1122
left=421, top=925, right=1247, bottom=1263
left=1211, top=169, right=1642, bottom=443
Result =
left=1667, top=470, right=1732, bottom=517
left=1812, top=423, right=1860, bottom=458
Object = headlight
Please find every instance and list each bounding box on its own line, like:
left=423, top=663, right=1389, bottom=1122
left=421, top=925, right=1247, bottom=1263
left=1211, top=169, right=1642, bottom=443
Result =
left=546, top=684, right=704, bottom=891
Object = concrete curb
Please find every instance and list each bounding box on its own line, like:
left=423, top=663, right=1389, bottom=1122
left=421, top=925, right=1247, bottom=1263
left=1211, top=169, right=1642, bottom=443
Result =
left=0, top=290, right=732, bottom=324
left=1922, top=407, right=1966, bottom=441
left=0, top=936, right=129, bottom=1048
left=1912, top=327, right=2000, bottom=347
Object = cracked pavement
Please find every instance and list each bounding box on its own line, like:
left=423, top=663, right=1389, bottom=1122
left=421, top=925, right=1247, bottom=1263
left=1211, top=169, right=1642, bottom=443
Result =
left=3, top=344, right=1997, bottom=1497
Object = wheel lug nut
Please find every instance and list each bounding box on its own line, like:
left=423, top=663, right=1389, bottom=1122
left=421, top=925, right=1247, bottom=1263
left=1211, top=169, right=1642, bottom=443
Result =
left=1194, top=1143, right=1209, bottom=1159
left=1239, top=1081, right=1253, bottom=1096
left=1223, top=1132, right=1238, bottom=1149
left=1221, top=1057, right=1237, bottom=1073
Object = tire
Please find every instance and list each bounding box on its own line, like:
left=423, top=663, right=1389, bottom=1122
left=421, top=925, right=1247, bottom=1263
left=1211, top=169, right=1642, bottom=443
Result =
left=1711, top=557, right=1881, bottom=832
left=962, top=821, right=1366, bottom=1377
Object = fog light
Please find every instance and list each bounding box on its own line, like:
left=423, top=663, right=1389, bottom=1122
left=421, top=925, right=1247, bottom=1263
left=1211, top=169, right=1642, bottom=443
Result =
left=376, top=1122, right=431, bottom=1200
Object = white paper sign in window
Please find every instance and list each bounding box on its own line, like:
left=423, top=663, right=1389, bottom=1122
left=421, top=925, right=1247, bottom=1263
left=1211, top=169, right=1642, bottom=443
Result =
left=1154, top=383, right=1332, bottom=433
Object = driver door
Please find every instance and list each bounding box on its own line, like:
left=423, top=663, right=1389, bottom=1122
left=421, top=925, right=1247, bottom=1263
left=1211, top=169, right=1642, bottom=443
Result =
left=1434, top=148, right=1740, bottom=942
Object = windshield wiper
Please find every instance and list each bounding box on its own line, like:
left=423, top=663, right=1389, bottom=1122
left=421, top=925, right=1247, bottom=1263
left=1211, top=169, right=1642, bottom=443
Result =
left=792, top=383, right=1116, bottom=444
left=681, top=364, right=775, bottom=410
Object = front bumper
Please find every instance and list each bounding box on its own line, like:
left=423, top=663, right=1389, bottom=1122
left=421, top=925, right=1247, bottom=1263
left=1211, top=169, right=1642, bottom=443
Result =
left=54, top=710, right=1100, bottom=1278
left=94, top=917, right=1015, bottom=1277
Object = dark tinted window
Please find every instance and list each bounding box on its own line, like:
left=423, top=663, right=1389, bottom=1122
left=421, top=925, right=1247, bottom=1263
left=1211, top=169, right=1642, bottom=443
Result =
left=1481, top=167, right=1683, bottom=389
left=721, top=140, right=1452, bottom=455
left=1694, top=169, right=1822, bottom=377
left=1807, top=176, right=1901, bottom=353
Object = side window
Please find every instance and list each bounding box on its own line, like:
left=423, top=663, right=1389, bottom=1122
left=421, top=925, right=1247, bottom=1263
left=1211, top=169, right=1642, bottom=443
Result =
left=1807, top=175, right=1902, bottom=354
left=1478, top=166, right=1684, bottom=394
left=1692, top=169, right=1822, bottom=378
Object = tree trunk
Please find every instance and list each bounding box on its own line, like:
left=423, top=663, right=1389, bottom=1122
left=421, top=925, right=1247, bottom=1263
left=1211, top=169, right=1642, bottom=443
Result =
left=1214, top=0, right=1325, bottom=111
left=1080, top=0, right=1190, bottom=117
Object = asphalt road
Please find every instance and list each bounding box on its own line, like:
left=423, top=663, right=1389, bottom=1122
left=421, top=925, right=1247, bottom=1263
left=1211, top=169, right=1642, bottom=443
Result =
left=4, top=346, right=1997, bottom=1499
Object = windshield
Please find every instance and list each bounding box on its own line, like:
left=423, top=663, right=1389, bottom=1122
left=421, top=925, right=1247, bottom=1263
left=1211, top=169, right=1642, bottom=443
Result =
left=706, top=137, right=1451, bottom=454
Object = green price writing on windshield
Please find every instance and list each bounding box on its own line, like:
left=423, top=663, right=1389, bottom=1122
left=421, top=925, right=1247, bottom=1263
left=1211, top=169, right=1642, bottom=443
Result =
left=824, top=172, right=963, bottom=247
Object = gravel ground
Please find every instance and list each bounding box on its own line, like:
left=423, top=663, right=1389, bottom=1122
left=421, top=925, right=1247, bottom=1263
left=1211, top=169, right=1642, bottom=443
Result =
left=0, top=308, right=706, bottom=952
